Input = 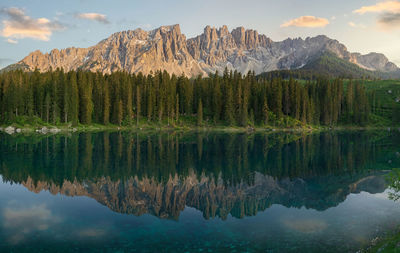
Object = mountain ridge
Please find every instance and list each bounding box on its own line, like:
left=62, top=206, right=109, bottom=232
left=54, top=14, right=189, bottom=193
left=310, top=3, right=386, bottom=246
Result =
left=19, top=171, right=387, bottom=220
left=2, top=24, right=399, bottom=77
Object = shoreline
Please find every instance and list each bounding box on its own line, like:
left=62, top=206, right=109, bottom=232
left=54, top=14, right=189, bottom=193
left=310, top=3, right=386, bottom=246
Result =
left=0, top=123, right=399, bottom=135
left=359, top=227, right=400, bottom=252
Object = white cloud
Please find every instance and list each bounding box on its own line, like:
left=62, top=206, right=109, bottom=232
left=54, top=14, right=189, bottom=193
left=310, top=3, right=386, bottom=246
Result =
left=140, top=23, right=152, bottom=29
left=6, top=38, right=18, bottom=44
left=354, top=1, right=400, bottom=14
left=75, top=12, right=110, bottom=24
left=0, top=7, right=65, bottom=42
left=3, top=204, right=61, bottom=245
left=348, top=22, right=367, bottom=29
left=281, top=16, right=330, bottom=28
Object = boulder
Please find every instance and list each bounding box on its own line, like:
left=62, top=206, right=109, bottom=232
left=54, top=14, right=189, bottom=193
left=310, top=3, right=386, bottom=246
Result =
left=41, top=127, right=48, bottom=134
left=4, top=126, right=15, bottom=134
left=49, top=128, right=61, bottom=133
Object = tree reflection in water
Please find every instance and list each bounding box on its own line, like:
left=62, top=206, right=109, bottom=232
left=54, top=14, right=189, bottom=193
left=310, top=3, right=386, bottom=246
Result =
left=388, top=168, right=400, bottom=202
left=0, top=130, right=399, bottom=219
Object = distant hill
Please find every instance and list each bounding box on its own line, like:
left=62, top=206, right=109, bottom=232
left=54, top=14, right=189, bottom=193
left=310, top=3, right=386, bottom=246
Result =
left=258, top=53, right=400, bottom=80
left=0, top=62, right=29, bottom=74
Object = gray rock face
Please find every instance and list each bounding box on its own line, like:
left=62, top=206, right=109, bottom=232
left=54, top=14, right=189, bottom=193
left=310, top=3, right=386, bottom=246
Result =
left=12, top=24, right=399, bottom=76
left=353, top=52, right=399, bottom=72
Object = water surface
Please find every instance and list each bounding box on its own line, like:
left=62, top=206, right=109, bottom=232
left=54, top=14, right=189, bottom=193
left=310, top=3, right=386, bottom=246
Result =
left=0, top=131, right=400, bottom=252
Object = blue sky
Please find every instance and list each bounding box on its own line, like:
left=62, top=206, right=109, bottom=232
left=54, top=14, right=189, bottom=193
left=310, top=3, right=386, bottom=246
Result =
left=0, top=0, right=399, bottom=68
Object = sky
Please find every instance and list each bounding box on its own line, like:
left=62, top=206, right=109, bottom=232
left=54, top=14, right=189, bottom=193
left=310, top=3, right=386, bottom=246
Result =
left=0, top=0, right=399, bottom=68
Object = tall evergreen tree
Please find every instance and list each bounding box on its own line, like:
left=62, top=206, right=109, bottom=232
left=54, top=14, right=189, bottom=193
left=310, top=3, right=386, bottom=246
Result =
left=103, top=79, right=110, bottom=125
left=136, top=85, right=141, bottom=126
left=197, top=99, right=203, bottom=126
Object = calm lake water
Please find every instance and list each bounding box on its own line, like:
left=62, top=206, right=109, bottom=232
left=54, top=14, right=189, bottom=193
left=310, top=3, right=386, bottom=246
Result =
left=0, top=130, right=400, bottom=252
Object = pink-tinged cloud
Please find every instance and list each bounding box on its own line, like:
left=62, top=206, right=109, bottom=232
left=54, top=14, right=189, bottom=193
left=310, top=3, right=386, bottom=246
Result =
left=281, top=16, right=329, bottom=28
left=75, top=13, right=110, bottom=24
left=353, top=1, right=400, bottom=14
left=354, top=1, right=400, bottom=30
left=0, top=7, right=65, bottom=41
left=348, top=22, right=367, bottom=29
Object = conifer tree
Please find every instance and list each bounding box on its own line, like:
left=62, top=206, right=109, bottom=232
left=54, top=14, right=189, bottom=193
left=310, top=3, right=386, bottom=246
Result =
left=175, top=94, right=179, bottom=123
left=197, top=99, right=203, bottom=126
left=117, top=100, right=123, bottom=126
left=68, top=72, right=79, bottom=126
left=103, top=80, right=110, bottom=125
left=263, top=98, right=269, bottom=126
left=225, top=85, right=235, bottom=125
left=136, top=85, right=141, bottom=126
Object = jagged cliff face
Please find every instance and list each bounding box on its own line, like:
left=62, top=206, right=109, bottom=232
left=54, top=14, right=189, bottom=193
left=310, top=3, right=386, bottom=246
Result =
left=20, top=25, right=206, bottom=76
left=20, top=172, right=387, bottom=220
left=13, top=24, right=399, bottom=76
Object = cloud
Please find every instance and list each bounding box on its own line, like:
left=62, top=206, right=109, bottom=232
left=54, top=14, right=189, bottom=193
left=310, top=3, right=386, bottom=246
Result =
left=0, top=7, right=65, bottom=41
left=353, top=1, right=400, bottom=14
left=75, top=12, right=110, bottom=24
left=348, top=22, right=367, bottom=29
left=354, top=1, right=400, bottom=30
left=3, top=204, right=61, bottom=244
left=281, top=16, right=330, bottom=28
left=6, top=38, right=17, bottom=44
left=140, top=23, right=152, bottom=29
left=378, top=12, right=400, bottom=27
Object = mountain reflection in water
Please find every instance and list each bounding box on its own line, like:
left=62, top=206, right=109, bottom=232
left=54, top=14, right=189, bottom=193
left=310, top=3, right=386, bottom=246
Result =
left=1, top=131, right=398, bottom=220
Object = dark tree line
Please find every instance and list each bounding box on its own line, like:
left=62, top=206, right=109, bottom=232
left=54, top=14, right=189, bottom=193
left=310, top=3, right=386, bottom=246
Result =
left=0, top=68, right=371, bottom=127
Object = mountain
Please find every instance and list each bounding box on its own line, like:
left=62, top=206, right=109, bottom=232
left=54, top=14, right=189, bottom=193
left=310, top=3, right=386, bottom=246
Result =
left=259, top=52, right=400, bottom=80
left=20, top=171, right=387, bottom=220
left=2, top=24, right=399, bottom=77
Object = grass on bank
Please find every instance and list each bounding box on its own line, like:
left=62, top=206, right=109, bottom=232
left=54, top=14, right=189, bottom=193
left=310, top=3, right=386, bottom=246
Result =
left=362, top=168, right=400, bottom=252
left=0, top=114, right=317, bottom=133
left=1, top=114, right=399, bottom=135
left=361, top=228, right=400, bottom=253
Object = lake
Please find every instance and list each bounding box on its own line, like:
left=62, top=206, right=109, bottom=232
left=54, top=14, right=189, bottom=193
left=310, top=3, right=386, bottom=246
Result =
left=0, top=130, right=400, bottom=252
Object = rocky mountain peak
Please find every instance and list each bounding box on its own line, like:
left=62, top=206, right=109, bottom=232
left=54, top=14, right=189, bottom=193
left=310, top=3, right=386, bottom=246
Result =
left=355, top=52, right=398, bottom=72
left=219, top=25, right=230, bottom=37
left=7, top=24, right=399, bottom=77
left=231, top=26, right=246, bottom=47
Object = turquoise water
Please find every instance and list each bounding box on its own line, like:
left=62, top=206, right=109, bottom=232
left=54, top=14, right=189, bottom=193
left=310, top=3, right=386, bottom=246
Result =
left=0, top=131, right=400, bottom=252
